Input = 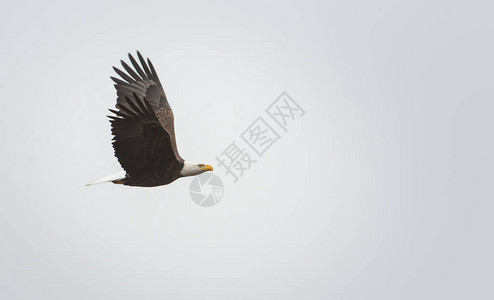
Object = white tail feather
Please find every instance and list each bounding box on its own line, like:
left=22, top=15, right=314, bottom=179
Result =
left=86, top=171, right=126, bottom=186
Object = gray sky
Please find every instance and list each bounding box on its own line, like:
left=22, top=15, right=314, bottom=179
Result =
left=1, top=0, right=493, bottom=299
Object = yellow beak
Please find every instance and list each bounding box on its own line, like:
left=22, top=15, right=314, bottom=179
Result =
left=200, top=164, right=213, bottom=171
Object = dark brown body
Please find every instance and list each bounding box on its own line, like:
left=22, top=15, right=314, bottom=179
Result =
left=123, top=165, right=183, bottom=187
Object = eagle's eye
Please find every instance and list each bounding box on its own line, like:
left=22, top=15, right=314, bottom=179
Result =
left=198, top=164, right=205, bottom=168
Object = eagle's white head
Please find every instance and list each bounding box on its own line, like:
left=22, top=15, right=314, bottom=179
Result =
left=180, top=161, right=213, bottom=177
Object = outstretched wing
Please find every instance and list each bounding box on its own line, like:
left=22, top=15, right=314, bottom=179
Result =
left=111, top=51, right=182, bottom=161
left=111, top=51, right=169, bottom=112
left=108, top=94, right=181, bottom=177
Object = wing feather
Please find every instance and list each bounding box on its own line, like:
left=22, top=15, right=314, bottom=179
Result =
left=109, top=96, right=180, bottom=176
left=112, top=51, right=170, bottom=112
left=113, top=66, right=135, bottom=84
left=121, top=60, right=142, bottom=82
left=110, top=76, right=128, bottom=86
left=137, top=51, right=153, bottom=79
left=110, top=51, right=183, bottom=164
left=128, top=53, right=147, bottom=78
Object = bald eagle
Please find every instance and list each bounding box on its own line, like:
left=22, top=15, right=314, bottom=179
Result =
left=87, top=51, right=213, bottom=187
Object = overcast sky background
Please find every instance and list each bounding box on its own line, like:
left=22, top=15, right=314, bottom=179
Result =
left=1, top=0, right=493, bottom=299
